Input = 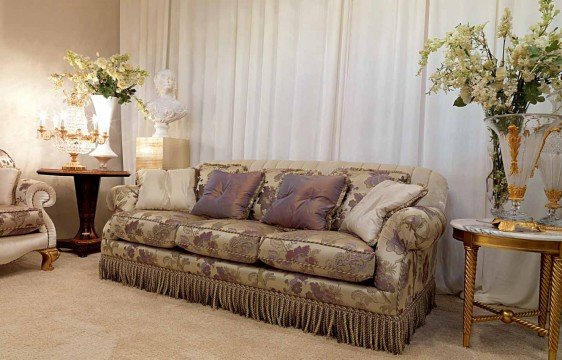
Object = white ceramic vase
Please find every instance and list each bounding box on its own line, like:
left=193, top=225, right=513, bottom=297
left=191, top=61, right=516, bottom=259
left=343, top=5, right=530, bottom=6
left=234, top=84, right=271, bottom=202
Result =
left=89, top=95, right=118, bottom=169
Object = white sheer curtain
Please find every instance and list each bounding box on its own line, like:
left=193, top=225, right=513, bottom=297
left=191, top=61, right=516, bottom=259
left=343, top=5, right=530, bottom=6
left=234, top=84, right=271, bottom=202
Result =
left=120, top=0, right=561, bottom=308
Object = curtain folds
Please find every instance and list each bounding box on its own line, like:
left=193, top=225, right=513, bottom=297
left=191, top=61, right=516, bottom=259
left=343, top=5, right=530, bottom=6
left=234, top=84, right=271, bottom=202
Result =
left=120, top=0, right=562, bottom=308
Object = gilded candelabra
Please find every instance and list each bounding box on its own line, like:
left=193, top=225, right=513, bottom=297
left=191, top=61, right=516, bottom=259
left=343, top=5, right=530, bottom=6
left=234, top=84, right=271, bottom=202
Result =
left=37, top=107, right=108, bottom=171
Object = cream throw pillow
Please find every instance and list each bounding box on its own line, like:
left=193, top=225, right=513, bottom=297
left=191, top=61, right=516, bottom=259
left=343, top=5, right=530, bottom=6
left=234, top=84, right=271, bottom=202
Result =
left=136, top=168, right=196, bottom=211
left=0, top=168, right=20, bottom=205
left=340, top=180, right=427, bottom=246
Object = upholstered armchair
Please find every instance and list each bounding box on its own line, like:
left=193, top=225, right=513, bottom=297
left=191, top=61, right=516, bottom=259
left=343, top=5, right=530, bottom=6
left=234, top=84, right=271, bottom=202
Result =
left=0, top=150, right=58, bottom=270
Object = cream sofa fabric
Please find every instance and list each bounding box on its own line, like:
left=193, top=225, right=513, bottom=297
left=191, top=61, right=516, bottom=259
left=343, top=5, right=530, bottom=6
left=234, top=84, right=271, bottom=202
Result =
left=215, top=160, right=448, bottom=212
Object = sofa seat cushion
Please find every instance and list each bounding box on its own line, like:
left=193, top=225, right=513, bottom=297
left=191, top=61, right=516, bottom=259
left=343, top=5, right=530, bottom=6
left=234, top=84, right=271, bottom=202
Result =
left=176, top=219, right=282, bottom=264
left=258, top=230, right=375, bottom=283
left=0, top=205, right=43, bottom=237
left=109, top=210, right=206, bottom=248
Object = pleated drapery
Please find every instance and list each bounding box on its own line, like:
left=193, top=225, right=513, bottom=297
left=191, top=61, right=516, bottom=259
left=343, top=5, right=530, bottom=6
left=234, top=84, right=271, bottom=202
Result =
left=120, top=0, right=562, bottom=308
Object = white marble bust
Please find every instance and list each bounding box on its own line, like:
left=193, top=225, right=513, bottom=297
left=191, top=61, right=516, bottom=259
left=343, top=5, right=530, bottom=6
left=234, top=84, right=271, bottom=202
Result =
left=146, top=69, right=188, bottom=138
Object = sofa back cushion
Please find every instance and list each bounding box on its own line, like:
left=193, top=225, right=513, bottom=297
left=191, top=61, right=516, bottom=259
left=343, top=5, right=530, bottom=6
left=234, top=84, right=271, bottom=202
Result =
left=208, top=160, right=448, bottom=212
left=251, top=168, right=320, bottom=220
left=330, top=168, right=410, bottom=229
left=340, top=180, right=427, bottom=246
left=196, top=163, right=247, bottom=199
left=0, top=168, right=20, bottom=205
left=262, top=174, right=347, bottom=230
left=192, top=170, right=264, bottom=219
left=136, top=168, right=197, bottom=211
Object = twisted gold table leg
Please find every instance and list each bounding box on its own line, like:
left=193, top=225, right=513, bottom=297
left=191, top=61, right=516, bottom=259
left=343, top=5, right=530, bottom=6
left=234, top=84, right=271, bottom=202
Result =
left=548, top=256, right=562, bottom=360
left=539, top=254, right=553, bottom=332
left=463, top=245, right=479, bottom=347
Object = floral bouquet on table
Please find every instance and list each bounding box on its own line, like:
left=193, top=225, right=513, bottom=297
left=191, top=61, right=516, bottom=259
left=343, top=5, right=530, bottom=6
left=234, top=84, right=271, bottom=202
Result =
left=418, top=0, right=562, bottom=216
left=50, top=50, right=150, bottom=115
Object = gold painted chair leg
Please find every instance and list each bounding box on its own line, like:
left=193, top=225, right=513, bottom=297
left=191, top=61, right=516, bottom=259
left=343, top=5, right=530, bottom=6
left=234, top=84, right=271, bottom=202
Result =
left=548, top=257, right=562, bottom=360
left=37, top=248, right=60, bottom=271
left=463, top=245, right=479, bottom=347
left=539, top=253, right=553, bottom=333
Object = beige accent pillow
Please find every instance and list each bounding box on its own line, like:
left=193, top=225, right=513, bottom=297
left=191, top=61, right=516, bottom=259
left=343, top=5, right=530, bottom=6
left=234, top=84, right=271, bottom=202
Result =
left=0, top=168, right=20, bottom=205
left=136, top=168, right=196, bottom=211
left=340, top=180, right=427, bottom=246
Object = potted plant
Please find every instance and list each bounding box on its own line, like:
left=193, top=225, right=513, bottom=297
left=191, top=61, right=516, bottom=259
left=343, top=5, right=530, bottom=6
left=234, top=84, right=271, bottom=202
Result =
left=50, top=51, right=149, bottom=168
left=418, top=0, right=562, bottom=220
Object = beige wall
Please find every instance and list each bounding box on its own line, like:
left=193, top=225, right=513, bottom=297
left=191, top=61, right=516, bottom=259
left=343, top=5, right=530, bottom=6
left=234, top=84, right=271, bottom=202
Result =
left=0, top=0, right=121, bottom=239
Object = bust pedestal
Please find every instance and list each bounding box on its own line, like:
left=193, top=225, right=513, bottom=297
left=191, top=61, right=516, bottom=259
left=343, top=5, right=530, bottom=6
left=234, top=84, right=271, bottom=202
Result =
left=136, top=137, right=190, bottom=170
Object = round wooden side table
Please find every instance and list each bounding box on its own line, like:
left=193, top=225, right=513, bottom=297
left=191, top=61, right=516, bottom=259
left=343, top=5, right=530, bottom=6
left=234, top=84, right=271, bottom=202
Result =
left=37, top=168, right=130, bottom=257
left=452, top=219, right=562, bottom=360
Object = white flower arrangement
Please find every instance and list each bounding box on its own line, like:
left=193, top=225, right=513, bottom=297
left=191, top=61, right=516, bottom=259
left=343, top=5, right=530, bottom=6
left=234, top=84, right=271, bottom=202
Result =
left=50, top=50, right=150, bottom=116
left=418, top=0, right=562, bottom=115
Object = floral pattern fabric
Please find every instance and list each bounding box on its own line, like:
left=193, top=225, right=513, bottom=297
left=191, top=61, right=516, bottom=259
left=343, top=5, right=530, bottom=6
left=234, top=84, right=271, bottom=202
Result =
left=330, top=168, right=411, bottom=229
left=195, top=163, right=247, bottom=199
left=106, top=185, right=139, bottom=213
left=258, top=230, right=375, bottom=283
left=0, top=205, right=43, bottom=237
left=101, top=238, right=398, bottom=315
left=106, top=210, right=205, bottom=248
left=250, top=168, right=320, bottom=220
left=0, top=149, right=15, bottom=168
left=14, top=178, right=56, bottom=208
left=176, top=219, right=282, bottom=263
left=373, top=206, right=445, bottom=310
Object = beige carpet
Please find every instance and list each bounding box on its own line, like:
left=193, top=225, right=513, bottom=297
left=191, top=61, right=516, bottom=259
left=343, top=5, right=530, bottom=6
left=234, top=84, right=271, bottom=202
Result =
left=0, top=252, right=555, bottom=360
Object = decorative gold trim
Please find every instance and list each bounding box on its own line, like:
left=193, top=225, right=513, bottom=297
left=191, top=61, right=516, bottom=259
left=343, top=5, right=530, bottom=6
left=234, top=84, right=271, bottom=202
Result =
left=62, top=153, right=86, bottom=171
left=539, top=254, right=553, bottom=331
left=538, top=224, right=562, bottom=232
left=492, top=218, right=540, bottom=232
left=507, top=124, right=521, bottom=176
left=545, top=189, right=562, bottom=210
left=462, top=245, right=478, bottom=347
left=508, top=184, right=527, bottom=201
left=37, top=248, right=60, bottom=271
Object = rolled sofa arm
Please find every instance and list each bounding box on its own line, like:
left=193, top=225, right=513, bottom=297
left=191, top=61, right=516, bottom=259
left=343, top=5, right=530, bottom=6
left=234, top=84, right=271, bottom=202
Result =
left=15, top=179, right=56, bottom=209
left=373, top=206, right=446, bottom=307
left=107, top=185, right=139, bottom=213
left=15, top=178, right=57, bottom=247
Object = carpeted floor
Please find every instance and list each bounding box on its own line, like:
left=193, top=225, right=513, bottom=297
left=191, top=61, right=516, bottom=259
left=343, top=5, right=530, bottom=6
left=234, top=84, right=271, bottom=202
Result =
left=0, top=252, right=555, bottom=359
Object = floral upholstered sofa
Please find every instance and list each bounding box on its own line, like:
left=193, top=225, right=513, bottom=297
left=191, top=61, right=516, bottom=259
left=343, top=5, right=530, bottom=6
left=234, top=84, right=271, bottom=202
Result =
left=100, top=160, right=447, bottom=354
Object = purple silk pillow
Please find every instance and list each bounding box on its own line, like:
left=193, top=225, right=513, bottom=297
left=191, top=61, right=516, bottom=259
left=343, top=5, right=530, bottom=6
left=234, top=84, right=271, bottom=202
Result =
left=191, top=170, right=264, bottom=219
left=262, top=174, right=347, bottom=230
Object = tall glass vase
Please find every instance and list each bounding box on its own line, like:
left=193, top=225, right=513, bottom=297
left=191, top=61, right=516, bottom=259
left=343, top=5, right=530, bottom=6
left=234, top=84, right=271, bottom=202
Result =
left=89, top=95, right=118, bottom=169
left=538, top=130, right=562, bottom=228
left=485, top=114, right=562, bottom=230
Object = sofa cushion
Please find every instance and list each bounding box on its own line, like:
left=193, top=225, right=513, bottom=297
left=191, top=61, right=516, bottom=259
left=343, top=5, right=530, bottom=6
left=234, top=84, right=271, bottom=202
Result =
left=192, top=171, right=264, bottom=220
left=258, top=230, right=375, bottom=283
left=109, top=210, right=206, bottom=248
left=176, top=219, right=282, bottom=263
left=262, top=174, right=348, bottom=230
left=196, top=163, right=248, bottom=199
left=0, top=205, right=43, bottom=237
left=330, top=168, right=411, bottom=229
left=251, top=168, right=320, bottom=220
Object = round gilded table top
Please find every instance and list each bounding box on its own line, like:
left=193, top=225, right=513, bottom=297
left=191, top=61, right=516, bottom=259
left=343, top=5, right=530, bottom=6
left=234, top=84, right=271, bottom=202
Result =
left=37, top=168, right=130, bottom=177
left=451, top=219, right=562, bottom=242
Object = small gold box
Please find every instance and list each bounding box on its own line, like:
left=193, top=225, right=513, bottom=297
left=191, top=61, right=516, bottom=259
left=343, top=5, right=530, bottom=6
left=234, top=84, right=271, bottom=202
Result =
left=136, top=137, right=190, bottom=170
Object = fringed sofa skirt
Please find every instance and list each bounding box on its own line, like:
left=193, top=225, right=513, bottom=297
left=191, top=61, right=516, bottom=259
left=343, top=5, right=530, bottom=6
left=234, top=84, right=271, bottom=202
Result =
left=99, top=239, right=435, bottom=354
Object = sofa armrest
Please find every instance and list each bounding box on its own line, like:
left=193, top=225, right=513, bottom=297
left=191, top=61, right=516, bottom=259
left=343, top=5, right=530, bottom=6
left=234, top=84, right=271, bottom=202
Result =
left=15, top=178, right=57, bottom=247
left=15, top=179, right=56, bottom=209
left=107, top=185, right=139, bottom=213
left=373, top=206, right=445, bottom=308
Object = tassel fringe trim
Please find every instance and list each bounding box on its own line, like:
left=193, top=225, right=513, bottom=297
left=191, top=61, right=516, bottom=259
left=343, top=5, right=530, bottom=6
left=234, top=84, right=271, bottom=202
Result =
left=99, top=255, right=435, bottom=354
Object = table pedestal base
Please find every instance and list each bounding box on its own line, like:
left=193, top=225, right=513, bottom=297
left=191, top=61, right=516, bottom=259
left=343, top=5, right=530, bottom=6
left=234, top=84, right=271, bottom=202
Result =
left=57, top=238, right=101, bottom=258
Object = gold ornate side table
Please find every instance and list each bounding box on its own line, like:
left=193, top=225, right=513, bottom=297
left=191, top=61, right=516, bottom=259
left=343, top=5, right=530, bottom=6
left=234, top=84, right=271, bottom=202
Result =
left=452, top=219, right=562, bottom=360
